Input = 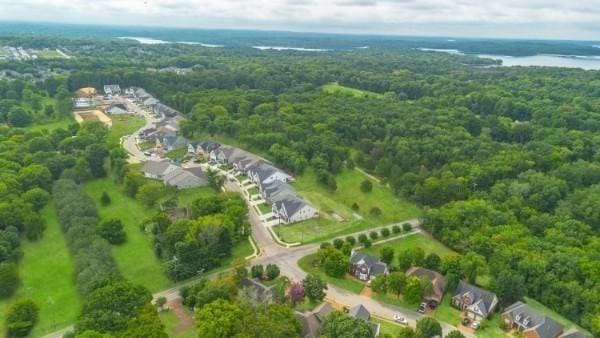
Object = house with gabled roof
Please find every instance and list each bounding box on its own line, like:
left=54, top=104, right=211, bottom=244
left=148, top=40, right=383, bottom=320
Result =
left=272, top=195, right=318, bottom=224
left=452, top=280, right=499, bottom=321
left=238, top=277, right=275, bottom=305
left=502, top=301, right=563, bottom=338
left=349, top=251, right=389, bottom=281
left=296, top=303, right=333, bottom=338
left=348, top=305, right=381, bottom=337
left=247, top=163, right=293, bottom=189
left=261, top=181, right=297, bottom=202
left=162, top=167, right=208, bottom=189
left=141, top=160, right=179, bottom=180
left=103, top=84, right=121, bottom=96
left=406, top=267, right=446, bottom=307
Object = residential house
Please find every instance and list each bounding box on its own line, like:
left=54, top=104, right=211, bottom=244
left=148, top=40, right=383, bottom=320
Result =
left=502, top=301, right=563, bottom=338
left=141, top=160, right=179, bottom=180
left=152, top=102, right=179, bottom=117
left=105, top=102, right=128, bottom=115
left=143, top=97, right=160, bottom=108
left=238, top=278, right=275, bottom=305
left=103, top=84, right=121, bottom=96
left=349, top=251, right=389, bottom=281
left=232, top=154, right=265, bottom=173
left=158, top=135, right=189, bottom=152
left=452, top=280, right=499, bottom=321
left=133, top=87, right=152, bottom=102
left=406, top=267, right=446, bottom=307
left=188, top=141, right=220, bottom=158
left=247, top=163, right=293, bottom=189
left=162, top=167, right=208, bottom=189
left=272, top=195, right=318, bottom=223
left=73, top=97, right=95, bottom=109
left=261, top=181, right=297, bottom=202
left=348, top=305, right=381, bottom=337
left=296, top=303, right=333, bottom=338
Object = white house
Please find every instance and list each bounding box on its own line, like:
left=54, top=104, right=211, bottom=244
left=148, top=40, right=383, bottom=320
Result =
left=272, top=195, right=318, bottom=223
left=247, top=163, right=292, bottom=189
left=140, top=160, right=179, bottom=180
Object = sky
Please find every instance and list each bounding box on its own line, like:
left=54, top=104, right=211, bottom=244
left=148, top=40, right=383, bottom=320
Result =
left=0, top=0, right=600, bottom=40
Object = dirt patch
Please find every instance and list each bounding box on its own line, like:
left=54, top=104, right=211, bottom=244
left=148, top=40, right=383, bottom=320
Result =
left=360, top=286, right=373, bottom=298
left=167, top=298, right=194, bottom=334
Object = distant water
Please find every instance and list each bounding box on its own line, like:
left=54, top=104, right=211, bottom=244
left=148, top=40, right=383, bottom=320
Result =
left=253, top=46, right=331, bottom=52
left=418, top=47, right=600, bottom=70
left=118, top=37, right=223, bottom=47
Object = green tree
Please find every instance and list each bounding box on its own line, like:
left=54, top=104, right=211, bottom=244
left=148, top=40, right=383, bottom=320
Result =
left=22, top=188, right=50, bottom=211
left=321, top=248, right=349, bottom=278
left=251, top=265, right=264, bottom=279
left=360, top=179, right=373, bottom=192
left=445, top=330, right=466, bottom=338
left=416, top=318, right=442, bottom=338
left=460, top=252, right=488, bottom=283
left=320, top=311, right=374, bottom=338
left=371, top=275, right=389, bottom=294
left=207, top=169, right=225, bottom=192
left=100, top=192, right=111, bottom=206
left=136, top=184, right=163, bottom=206
left=380, top=247, right=394, bottom=265
left=265, top=264, right=280, bottom=280
left=0, top=262, right=19, bottom=299
left=85, top=144, right=109, bottom=178
left=4, top=298, right=39, bottom=337
left=97, top=219, right=126, bottom=245
left=195, top=299, right=245, bottom=338
left=7, top=107, right=32, bottom=127
left=302, top=274, right=327, bottom=303
left=388, top=272, right=407, bottom=298
left=404, top=276, right=423, bottom=304
left=424, top=253, right=441, bottom=271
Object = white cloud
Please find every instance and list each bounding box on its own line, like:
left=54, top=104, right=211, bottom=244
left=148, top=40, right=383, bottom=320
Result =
left=0, top=0, right=599, bottom=39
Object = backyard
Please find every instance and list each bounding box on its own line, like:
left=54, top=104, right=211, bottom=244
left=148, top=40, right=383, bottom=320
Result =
left=361, top=233, right=453, bottom=259
left=0, top=204, right=80, bottom=337
left=106, top=114, right=146, bottom=148
left=277, top=168, right=421, bottom=243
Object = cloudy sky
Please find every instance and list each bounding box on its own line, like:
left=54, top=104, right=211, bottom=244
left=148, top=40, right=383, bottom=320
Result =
left=0, top=0, right=599, bottom=40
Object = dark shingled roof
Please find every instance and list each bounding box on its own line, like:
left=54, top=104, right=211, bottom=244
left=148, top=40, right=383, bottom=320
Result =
left=454, top=280, right=498, bottom=318
left=350, top=252, right=388, bottom=276
left=503, top=302, right=563, bottom=338
left=349, top=304, right=371, bottom=321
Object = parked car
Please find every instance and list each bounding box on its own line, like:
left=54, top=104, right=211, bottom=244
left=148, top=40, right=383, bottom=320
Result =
left=417, top=302, right=427, bottom=313
left=471, top=321, right=481, bottom=330
left=143, top=151, right=151, bottom=156
left=393, top=315, right=408, bottom=325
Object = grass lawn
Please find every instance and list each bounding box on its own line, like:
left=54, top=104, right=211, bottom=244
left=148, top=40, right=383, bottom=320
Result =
left=434, top=294, right=461, bottom=326
left=166, top=147, right=189, bottom=160
left=298, top=253, right=365, bottom=294
left=372, top=292, right=418, bottom=312
left=258, top=203, right=272, bottom=214
left=0, top=204, right=80, bottom=337
left=107, top=114, right=146, bottom=148
left=38, top=49, right=64, bottom=59
left=476, top=314, right=507, bottom=338
left=322, top=82, right=384, bottom=99
left=175, top=186, right=217, bottom=208
left=372, top=318, right=407, bottom=337
left=160, top=309, right=197, bottom=338
left=139, top=140, right=156, bottom=150
left=85, top=177, right=171, bottom=292
left=278, top=168, right=421, bottom=243
left=361, top=233, right=454, bottom=260
left=247, top=186, right=259, bottom=196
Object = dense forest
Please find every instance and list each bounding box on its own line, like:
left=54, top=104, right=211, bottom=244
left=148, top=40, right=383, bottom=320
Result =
left=1, top=31, right=600, bottom=336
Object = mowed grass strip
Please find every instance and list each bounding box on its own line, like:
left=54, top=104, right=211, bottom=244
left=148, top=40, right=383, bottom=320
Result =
left=0, top=204, right=80, bottom=337
left=279, top=168, right=421, bottom=243
left=361, top=233, right=453, bottom=259
left=322, top=82, right=384, bottom=99
left=85, top=178, right=171, bottom=292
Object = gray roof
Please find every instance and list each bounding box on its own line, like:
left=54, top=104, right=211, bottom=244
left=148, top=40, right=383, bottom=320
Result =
left=454, top=280, right=498, bottom=317
left=107, top=106, right=127, bottom=115
left=296, top=312, right=320, bottom=338
left=274, top=195, right=312, bottom=218
left=143, top=97, right=160, bottom=106
left=503, top=302, right=563, bottom=338
left=406, top=267, right=446, bottom=303
left=263, top=181, right=297, bottom=200
left=238, top=278, right=274, bottom=303
left=251, top=163, right=279, bottom=182
left=103, top=84, right=120, bottom=94
left=349, top=304, right=370, bottom=321
left=141, top=160, right=173, bottom=176
left=184, top=166, right=206, bottom=178
left=314, top=303, right=333, bottom=322
left=350, top=252, right=388, bottom=276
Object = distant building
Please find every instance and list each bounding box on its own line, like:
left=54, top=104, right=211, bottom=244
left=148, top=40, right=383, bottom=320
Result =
left=140, top=160, right=179, bottom=180
left=73, top=97, right=95, bottom=110
left=105, top=102, right=128, bottom=115
left=103, top=84, right=121, bottom=96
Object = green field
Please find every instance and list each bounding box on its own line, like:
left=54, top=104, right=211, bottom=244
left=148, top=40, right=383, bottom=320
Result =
left=361, top=233, right=453, bottom=259
left=27, top=118, right=75, bottom=132
left=297, top=253, right=365, bottom=294
left=372, top=318, right=408, bottom=337
left=277, top=168, right=421, bottom=243
left=107, top=114, right=146, bottom=148
left=85, top=178, right=171, bottom=292
left=322, top=82, right=384, bottom=99
left=160, top=308, right=197, bottom=338
left=38, top=49, right=64, bottom=59
left=0, top=204, right=80, bottom=337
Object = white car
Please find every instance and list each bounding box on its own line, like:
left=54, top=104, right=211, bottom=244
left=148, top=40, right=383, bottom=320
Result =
left=393, top=315, right=408, bottom=325
left=471, top=321, right=481, bottom=330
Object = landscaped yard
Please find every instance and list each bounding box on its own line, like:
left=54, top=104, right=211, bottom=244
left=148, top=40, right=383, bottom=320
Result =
left=322, top=82, right=384, bottom=99
left=361, top=233, right=454, bottom=259
left=166, top=147, right=189, bottom=160
left=106, top=114, right=146, bottom=148
left=0, top=204, right=80, bottom=337
left=297, top=253, right=365, bottom=294
left=278, top=168, right=421, bottom=243
left=85, top=177, right=171, bottom=292
left=372, top=318, right=407, bottom=337
left=247, top=186, right=259, bottom=196
left=160, top=308, right=197, bottom=338
left=257, top=202, right=272, bottom=214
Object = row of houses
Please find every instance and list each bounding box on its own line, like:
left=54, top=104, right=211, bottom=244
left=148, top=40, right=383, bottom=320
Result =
left=125, top=87, right=179, bottom=118
left=140, top=159, right=208, bottom=189
left=188, top=141, right=319, bottom=224
left=348, top=250, right=589, bottom=338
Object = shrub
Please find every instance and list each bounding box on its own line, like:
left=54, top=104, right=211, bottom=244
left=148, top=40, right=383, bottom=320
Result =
left=360, top=180, right=373, bottom=193
left=351, top=202, right=359, bottom=211
left=369, top=206, right=382, bottom=217
left=380, top=228, right=390, bottom=237
left=358, top=234, right=368, bottom=243
left=333, top=238, right=344, bottom=249
left=369, top=231, right=379, bottom=240
left=363, top=240, right=372, bottom=248
left=0, top=262, right=19, bottom=299
left=345, top=236, right=356, bottom=246
left=320, top=242, right=332, bottom=249
left=97, top=219, right=126, bottom=245
left=100, top=191, right=111, bottom=206
left=392, top=225, right=401, bottom=234
left=265, top=264, right=280, bottom=280
left=403, top=222, right=413, bottom=232
left=251, top=264, right=264, bottom=279
left=5, top=298, right=39, bottom=337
